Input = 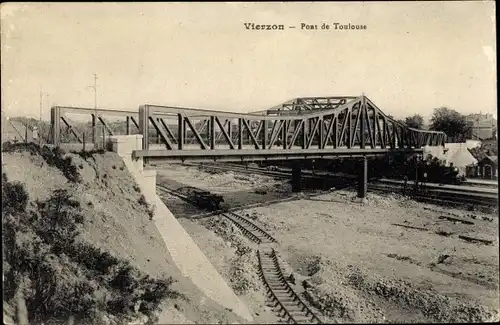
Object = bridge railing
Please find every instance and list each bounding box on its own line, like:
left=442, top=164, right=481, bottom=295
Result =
left=50, top=106, right=140, bottom=146
left=137, top=95, right=446, bottom=155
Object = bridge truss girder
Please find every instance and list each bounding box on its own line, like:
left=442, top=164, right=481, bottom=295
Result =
left=136, top=95, right=446, bottom=161
left=50, top=106, right=139, bottom=145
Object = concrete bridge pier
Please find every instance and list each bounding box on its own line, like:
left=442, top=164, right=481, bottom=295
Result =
left=357, top=156, right=368, bottom=201
left=291, top=164, right=302, bottom=192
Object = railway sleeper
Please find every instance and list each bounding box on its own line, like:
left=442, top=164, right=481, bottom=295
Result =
left=271, top=288, right=293, bottom=293
left=267, top=283, right=289, bottom=288
left=274, top=297, right=298, bottom=304
left=260, top=259, right=275, bottom=263
left=267, top=279, right=287, bottom=284
left=292, top=314, right=316, bottom=320
left=268, top=286, right=289, bottom=291
left=287, top=310, right=311, bottom=317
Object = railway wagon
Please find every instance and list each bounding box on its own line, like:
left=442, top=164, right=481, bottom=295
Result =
left=176, top=186, right=224, bottom=210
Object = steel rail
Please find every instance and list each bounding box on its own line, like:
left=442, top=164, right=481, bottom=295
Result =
left=224, top=211, right=277, bottom=243
left=156, top=185, right=278, bottom=244
left=257, top=249, right=322, bottom=324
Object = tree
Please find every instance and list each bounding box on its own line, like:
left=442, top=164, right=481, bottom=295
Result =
left=404, top=114, right=424, bottom=129
left=429, top=107, right=470, bottom=139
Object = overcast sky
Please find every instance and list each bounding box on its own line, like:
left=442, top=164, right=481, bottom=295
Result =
left=1, top=2, right=496, bottom=122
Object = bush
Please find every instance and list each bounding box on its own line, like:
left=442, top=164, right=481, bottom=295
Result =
left=2, top=176, right=178, bottom=324
left=2, top=173, right=29, bottom=216
left=2, top=142, right=81, bottom=183
left=72, top=149, right=106, bottom=161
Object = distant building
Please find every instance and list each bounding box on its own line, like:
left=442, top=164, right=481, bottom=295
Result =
left=475, top=156, right=498, bottom=180
left=465, top=139, right=481, bottom=149
left=423, top=142, right=478, bottom=176
left=465, top=113, right=497, bottom=140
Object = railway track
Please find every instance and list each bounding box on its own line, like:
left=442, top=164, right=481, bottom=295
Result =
left=192, top=162, right=294, bottom=179
left=186, top=162, right=498, bottom=209
left=258, top=248, right=322, bottom=324
left=156, top=183, right=322, bottom=324
left=368, top=183, right=498, bottom=208
left=222, top=211, right=277, bottom=244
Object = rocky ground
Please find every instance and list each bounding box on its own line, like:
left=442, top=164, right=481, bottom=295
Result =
left=156, top=162, right=500, bottom=324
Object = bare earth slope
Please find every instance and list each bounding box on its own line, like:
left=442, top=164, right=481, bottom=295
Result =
left=2, top=149, right=245, bottom=324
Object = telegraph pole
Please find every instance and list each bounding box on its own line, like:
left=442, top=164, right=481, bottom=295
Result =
left=39, top=87, right=43, bottom=122
left=93, top=73, right=98, bottom=147
left=38, top=88, right=49, bottom=143
left=94, top=73, right=97, bottom=117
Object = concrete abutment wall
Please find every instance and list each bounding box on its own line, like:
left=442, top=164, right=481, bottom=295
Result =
left=108, top=135, right=253, bottom=322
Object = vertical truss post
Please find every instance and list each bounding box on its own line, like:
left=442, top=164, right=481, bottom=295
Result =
left=92, top=113, right=97, bottom=145
left=318, top=117, right=324, bottom=149
left=178, top=114, right=184, bottom=150
left=347, top=110, right=352, bottom=149
left=301, top=119, right=306, bottom=149
left=238, top=118, right=243, bottom=149
left=399, top=127, right=404, bottom=149
left=126, top=116, right=131, bottom=135
left=156, top=118, right=161, bottom=144
left=183, top=118, right=187, bottom=144
left=309, top=119, right=314, bottom=143
left=262, top=120, right=268, bottom=149
left=210, top=116, right=216, bottom=149
left=282, top=120, right=288, bottom=149
left=293, top=120, right=299, bottom=148
left=360, top=97, right=365, bottom=149
left=138, top=105, right=149, bottom=150
left=50, top=106, right=62, bottom=145
left=392, top=123, right=397, bottom=149
left=227, top=120, right=232, bottom=143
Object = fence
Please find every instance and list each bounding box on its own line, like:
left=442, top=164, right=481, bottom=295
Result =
left=2, top=123, right=109, bottom=153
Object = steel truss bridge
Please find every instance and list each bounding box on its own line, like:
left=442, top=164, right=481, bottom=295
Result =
left=50, top=94, right=446, bottom=163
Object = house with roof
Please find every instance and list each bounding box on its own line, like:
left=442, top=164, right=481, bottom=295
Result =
left=475, top=155, right=498, bottom=179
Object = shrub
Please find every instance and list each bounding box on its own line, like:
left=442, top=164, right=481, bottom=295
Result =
left=2, top=177, right=178, bottom=324
left=2, top=173, right=29, bottom=215
left=138, top=194, right=147, bottom=206
left=2, top=142, right=81, bottom=183
left=73, top=149, right=106, bottom=161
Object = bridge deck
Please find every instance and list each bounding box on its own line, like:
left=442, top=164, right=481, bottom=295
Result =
left=135, top=145, right=423, bottom=162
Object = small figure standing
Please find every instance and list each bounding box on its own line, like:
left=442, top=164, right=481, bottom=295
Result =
left=287, top=273, right=296, bottom=285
